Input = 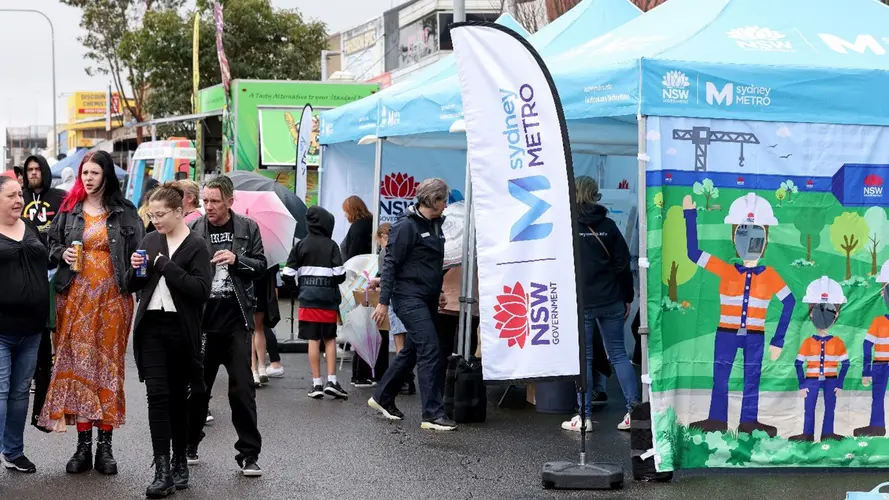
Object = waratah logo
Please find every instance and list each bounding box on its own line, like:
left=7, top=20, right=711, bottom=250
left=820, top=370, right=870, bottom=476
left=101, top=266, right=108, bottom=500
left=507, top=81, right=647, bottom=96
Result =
left=727, top=27, right=786, bottom=41
left=493, top=282, right=530, bottom=349
left=380, top=173, right=419, bottom=200
left=727, top=27, right=792, bottom=52
left=662, top=71, right=689, bottom=89
left=864, top=174, right=884, bottom=198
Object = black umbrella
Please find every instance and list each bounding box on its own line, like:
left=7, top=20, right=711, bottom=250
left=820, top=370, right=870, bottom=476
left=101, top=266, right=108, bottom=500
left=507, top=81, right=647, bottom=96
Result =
left=227, top=171, right=308, bottom=240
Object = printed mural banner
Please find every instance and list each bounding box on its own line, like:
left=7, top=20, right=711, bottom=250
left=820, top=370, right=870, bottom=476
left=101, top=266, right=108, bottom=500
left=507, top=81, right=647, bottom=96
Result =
left=452, top=22, right=581, bottom=381
left=646, top=116, right=889, bottom=470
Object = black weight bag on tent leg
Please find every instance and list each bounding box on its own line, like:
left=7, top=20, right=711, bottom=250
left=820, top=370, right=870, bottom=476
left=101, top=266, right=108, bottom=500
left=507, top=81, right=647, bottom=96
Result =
left=630, top=402, right=673, bottom=482
left=444, top=355, right=486, bottom=423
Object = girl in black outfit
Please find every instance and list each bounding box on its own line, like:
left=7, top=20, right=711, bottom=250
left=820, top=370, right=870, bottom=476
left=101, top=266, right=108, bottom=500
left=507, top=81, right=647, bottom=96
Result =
left=128, top=183, right=212, bottom=499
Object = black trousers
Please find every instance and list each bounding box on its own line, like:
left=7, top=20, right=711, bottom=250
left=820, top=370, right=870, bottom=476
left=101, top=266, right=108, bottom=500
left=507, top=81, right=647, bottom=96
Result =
left=188, top=327, right=261, bottom=460
left=263, top=326, right=280, bottom=364
left=352, top=330, right=390, bottom=382
left=30, top=329, right=53, bottom=430
left=139, top=312, right=191, bottom=456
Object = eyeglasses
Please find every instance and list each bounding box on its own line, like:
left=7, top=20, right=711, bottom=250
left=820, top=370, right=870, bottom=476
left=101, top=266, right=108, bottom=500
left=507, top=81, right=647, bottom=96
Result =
left=147, top=210, right=176, bottom=221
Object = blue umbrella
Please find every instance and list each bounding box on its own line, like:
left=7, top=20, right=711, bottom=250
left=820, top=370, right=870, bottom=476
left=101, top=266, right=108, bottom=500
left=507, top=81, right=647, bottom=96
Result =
left=51, top=149, right=127, bottom=179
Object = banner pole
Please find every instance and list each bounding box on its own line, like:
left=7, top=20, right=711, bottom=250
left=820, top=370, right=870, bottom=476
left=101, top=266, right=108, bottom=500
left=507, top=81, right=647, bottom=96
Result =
left=371, top=138, right=383, bottom=255
left=637, top=115, right=650, bottom=403
left=457, top=156, right=473, bottom=358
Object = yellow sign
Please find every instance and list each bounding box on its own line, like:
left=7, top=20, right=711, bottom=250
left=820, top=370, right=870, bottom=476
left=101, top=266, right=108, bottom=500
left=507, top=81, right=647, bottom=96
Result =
left=68, top=91, right=122, bottom=121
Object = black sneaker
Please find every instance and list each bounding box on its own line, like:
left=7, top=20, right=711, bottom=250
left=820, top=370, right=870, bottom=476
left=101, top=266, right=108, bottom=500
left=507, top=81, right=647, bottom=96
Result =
left=367, top=397, right=405, bottom=420
left=351, top=379, right=375, bottom=388
left=238, top=456, right=262, bottom=477
left=186, top=445, right=199, bottom=466
left=421, top=417, right=458, bottom=431
left=2, top=454, right=36, bottom=473
left=308, top=385, right=325, bottom=399
left=323, top=381, right=348, bottom=399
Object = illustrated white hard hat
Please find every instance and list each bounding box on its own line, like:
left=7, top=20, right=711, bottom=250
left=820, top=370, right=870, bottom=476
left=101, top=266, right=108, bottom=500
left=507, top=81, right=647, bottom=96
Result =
left=803, top=276, right=847, bottom=304
left=878, top=260, right=889, bottom=284
left=724, top=192, right=779, bottom=226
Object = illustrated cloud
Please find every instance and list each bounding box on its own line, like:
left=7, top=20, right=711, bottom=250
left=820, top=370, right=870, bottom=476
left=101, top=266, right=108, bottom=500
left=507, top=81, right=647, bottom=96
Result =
left=646, top=130, right=661, bottom=141
left=666, top=148, right=677, bottom=155
left=776, top=126, right=791, bottom=137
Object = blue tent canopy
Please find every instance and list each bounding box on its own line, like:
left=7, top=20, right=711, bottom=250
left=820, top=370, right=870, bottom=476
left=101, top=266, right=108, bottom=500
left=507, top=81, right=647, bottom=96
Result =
left=359, top=0, right=642, bottom=141
left=320, top=14, right=529, bottom=145
left=51, top=148, right=127, bottom=179
left=546, top=0, right=889, bottom=126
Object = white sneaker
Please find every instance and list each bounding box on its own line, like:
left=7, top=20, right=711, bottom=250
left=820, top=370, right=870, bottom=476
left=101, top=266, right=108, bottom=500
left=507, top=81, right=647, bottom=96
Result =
left=561, top=415, right=594, bottom=432
left=617, top=413, right=631, bottom=431
left=266, top=365, right=285, bottom=378
left=252, top=371, right=263, bottom=387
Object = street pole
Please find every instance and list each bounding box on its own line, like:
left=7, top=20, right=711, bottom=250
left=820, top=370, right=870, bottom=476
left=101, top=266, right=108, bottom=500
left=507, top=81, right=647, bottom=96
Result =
left=0, top=9, right=57, bottom=158
left=455, top=0, right=466, bottom=22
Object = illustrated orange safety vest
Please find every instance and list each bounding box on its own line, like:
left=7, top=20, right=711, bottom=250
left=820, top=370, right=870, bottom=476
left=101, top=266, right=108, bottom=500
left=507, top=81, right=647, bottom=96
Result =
left=797, top=336, right=849, bottom=379
left=866, top=316, right=889, bottom=362
left=697, top=253, right=791, bottom=333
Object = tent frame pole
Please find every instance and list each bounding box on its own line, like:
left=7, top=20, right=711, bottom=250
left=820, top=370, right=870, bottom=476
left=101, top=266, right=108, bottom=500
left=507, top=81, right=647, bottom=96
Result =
left=457, top=157, right=475, bottom=359
left=637, top=115, right=650, bottom=404
left=371, top=138, right=383, bottom=255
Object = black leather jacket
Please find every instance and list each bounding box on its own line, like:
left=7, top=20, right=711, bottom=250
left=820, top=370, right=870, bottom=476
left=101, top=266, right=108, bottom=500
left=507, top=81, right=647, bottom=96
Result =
left=189, top=212, right=267, bottom=330
left=48, top=199, right=144, bottom=294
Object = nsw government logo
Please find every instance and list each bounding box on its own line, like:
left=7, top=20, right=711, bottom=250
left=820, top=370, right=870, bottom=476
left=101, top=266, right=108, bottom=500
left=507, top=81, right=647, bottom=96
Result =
left=493, top=281, right=560, bottom=348
left=379, top=172, right=419, bottom=223
left=661, top=70, right=690, bottom=104
left=727, top=26, right=793, bottom=52
left=864, top=174, right=884, bottom=198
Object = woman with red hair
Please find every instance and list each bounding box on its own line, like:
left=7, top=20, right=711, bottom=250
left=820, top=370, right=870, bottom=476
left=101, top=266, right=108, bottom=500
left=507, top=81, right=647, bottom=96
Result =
left=39, top=151, right=143, bottom=475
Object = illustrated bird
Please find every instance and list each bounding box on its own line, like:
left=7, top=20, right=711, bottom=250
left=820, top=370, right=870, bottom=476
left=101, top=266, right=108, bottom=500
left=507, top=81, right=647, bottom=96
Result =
left=768, top=144, right=778, bottom=148
left=779, top=154, right=792, bottom=159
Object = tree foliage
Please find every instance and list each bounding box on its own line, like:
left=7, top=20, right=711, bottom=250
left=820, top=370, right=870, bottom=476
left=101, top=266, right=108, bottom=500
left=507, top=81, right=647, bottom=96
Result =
left=692, top=179, right=718, bottom=210
left=661, top=206, right=697, bottom=302
left=864, top=207, right=889, bottom=276
left=117, top=0, right=327, bottom=136
left=61, top=0, right=186, bottom=141
left=830, top=212, right=870, bottom=280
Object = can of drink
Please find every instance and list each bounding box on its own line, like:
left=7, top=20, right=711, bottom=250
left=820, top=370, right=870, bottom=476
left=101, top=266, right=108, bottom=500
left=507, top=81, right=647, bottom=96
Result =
left=136, top=249, right=148, bottom=278
left=70, top=241, right=83, bottom=272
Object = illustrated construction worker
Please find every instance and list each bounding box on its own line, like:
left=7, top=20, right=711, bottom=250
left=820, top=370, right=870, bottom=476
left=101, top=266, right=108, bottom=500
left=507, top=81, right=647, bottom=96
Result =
left=789, top=276, right=850, bottom=442
left=683, top=193, right=796, bottom=437
left=854, top=260, right=889, bottom=437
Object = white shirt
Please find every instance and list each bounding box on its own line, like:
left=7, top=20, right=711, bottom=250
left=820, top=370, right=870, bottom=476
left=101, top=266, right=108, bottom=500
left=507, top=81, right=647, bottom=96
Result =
left=147, top=237, right=184, bottom=312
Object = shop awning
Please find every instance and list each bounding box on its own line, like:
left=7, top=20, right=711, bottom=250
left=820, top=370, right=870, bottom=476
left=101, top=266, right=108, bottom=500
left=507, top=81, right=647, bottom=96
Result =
left=129, top=110, right=222, bottom=128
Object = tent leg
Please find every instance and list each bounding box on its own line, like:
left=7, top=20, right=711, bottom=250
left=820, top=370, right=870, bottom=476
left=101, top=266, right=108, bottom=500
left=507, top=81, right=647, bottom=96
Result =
left=636, top=116, right=650, bottom=403
left=317, top=145, right=324, bottom=206
left=371, top=139, right=383, bottom=255
left=457, top=155, right=474, bottom=359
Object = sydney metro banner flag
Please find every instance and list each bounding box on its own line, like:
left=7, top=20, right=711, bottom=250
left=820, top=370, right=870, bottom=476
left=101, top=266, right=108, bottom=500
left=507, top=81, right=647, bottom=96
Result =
left=452, top=22, right=581, bottom=381
left=295, top=103, right=313, bottom=202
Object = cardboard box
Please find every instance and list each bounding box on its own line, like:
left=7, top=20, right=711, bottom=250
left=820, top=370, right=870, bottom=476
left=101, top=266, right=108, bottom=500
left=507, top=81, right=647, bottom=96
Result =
left=353, top=288, right=389, bottom=331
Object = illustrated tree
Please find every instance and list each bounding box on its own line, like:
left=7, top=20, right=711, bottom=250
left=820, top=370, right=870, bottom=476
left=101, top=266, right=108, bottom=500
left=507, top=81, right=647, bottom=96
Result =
left=653, top=192, right=664, bottom=216
left=830, top=212, right=870, bottom=280
left=780, top=180, right=799, bottom=204
left=775, top=187, right=787, bottom=207
left=661, top=206, right=698, bottom=302
left=793, top=208, right=826, bottom=262
left=864, top=207, right=889, bottom=275
left=692, top=179, right=719, bottom=210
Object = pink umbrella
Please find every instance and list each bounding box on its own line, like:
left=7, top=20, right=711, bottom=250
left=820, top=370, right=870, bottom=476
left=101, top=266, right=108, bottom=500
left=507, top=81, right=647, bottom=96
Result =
left=232, top=190, right=296, bottom=266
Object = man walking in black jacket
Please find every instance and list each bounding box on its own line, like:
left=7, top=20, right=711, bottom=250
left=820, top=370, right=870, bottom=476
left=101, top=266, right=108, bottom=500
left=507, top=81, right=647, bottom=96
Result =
left=368, top=178, right=456, bottom=431
left=186, top=176, right=267, bottom=476
left=21, top=154, right=66, bottom=434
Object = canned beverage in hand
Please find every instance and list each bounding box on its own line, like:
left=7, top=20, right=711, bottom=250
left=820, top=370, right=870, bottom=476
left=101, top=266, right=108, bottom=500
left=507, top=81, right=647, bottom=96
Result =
left=70, top=241, right=83, bottom=272
left=135, top=249, right=148, bottom=278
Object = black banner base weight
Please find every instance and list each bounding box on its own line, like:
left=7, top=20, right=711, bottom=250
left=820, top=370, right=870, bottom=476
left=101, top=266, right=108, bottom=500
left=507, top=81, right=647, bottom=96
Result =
left=541, top=461, right=623, bottom=490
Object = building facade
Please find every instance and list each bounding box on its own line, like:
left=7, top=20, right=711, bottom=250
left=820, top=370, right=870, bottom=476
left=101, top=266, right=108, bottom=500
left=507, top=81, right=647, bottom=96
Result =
left=4, top=125, right=50, bottom=170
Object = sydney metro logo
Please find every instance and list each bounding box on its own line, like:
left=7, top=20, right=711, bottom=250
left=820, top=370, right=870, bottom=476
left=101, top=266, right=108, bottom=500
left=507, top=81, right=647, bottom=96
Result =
left=864, top=174, right=884, bottom=198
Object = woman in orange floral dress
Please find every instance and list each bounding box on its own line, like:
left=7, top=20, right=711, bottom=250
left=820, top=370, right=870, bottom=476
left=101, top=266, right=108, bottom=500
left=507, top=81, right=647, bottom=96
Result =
left=40, top=151, right=143, bottom=475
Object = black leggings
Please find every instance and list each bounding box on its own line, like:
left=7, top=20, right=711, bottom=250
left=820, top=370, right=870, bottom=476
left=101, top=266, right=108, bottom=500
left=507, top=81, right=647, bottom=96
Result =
left=138, top=311, right=191, bottom=456
left=263, top=325, right=280, bottom=364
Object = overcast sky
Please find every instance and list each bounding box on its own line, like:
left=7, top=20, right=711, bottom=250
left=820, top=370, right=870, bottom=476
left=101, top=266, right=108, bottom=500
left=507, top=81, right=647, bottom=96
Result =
left=0, top=0, right=395, bottom=131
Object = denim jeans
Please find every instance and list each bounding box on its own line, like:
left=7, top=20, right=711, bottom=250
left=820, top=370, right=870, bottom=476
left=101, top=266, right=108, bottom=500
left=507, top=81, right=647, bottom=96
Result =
left=374, top=295, right=445, bottom=421
left=0, top=332, right=41, bottom=460
left=578, top=302, right=639, bottom=418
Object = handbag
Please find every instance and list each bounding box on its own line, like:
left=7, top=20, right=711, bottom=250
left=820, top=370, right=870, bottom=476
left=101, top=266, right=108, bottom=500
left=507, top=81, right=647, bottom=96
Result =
left=847, top=483, right=889, bottom=499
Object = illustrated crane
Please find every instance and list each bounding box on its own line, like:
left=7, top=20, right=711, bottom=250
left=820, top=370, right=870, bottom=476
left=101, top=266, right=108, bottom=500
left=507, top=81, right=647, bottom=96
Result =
left=672, top=127, right=760, bottom=171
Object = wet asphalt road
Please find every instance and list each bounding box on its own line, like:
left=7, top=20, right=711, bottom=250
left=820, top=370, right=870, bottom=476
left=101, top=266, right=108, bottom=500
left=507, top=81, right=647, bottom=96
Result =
left=2, top=350, right=888, bottom=500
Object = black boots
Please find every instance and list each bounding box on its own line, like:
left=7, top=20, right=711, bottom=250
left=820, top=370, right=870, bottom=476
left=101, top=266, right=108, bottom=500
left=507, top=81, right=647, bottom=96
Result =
left=171, top=450, right=189, bottom=490
left=145, top=455, right=175, bottom=499
left=95, top=429, right=118, bottom=475
left=66, top=430, right=93, bottom=474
